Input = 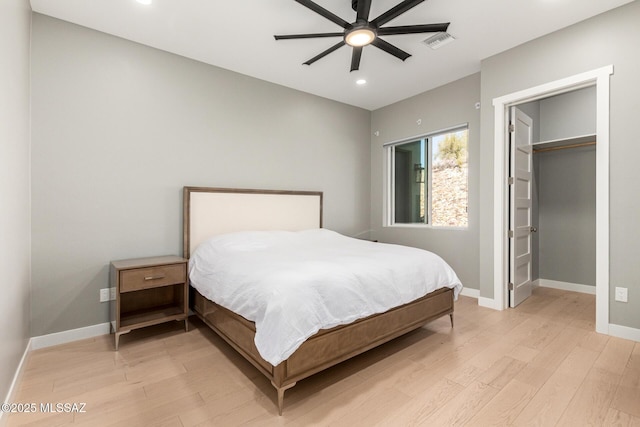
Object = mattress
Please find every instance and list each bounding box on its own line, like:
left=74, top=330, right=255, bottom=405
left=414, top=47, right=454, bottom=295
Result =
left=188, top=228, right=462, bottom=365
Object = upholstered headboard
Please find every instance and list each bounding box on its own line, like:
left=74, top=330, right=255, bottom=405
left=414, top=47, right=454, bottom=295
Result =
left=183, top=187, right=323, bottom=258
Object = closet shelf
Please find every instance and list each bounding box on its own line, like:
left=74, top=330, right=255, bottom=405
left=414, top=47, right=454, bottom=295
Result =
left=532, top=134, right=596, bottom=152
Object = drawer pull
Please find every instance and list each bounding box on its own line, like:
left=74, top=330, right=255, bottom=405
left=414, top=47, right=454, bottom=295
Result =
left=144, top=275, right=166, bottom=281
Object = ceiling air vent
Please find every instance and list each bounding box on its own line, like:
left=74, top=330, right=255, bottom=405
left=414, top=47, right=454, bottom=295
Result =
left=423, top=32, right=455, bottom=50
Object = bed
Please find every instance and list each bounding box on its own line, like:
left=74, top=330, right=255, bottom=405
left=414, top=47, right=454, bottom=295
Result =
left=183, top=186, right=461, bottom=415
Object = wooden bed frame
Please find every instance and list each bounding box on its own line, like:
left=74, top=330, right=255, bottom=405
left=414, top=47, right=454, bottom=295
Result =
left=183, top=186, right=455, bottom=415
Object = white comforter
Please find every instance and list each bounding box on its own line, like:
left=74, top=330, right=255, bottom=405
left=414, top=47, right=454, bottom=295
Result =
left=189, top=229, right=462, bottom=366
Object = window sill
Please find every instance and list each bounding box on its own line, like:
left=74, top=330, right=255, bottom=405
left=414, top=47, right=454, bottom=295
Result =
left=385, top=224, right=468, bottom=231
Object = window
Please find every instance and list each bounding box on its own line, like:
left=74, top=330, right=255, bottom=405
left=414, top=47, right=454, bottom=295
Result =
left=385, top=126, right=468, bottom=228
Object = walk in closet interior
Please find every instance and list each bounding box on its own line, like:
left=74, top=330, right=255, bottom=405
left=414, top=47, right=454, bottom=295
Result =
left=517, top=86, right=596, bottom=292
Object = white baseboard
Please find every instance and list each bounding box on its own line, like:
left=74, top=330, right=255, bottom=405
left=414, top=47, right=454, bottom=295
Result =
left=1, top=339, right=31, bottom=426
left=459, top=288, right=480, bottom=299
left=478, top=297, right=502, bottom=310
left=609, top=323, right=640, bottom=342
left=2, top=322, right=110, bottom=424
left=535, top=278, right=596, bottom=295
left=30, top=322, right=111, bottom=350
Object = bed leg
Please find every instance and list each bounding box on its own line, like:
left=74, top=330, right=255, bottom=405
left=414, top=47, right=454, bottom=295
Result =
left=449, top=313, right=454, bottom=328
left=271, top=381, right=296, bottom=416
left=277, top=387, right=285, bottom=416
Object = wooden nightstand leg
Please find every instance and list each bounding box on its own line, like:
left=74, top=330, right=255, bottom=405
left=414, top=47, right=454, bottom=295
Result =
left=115, top=330, right=130, bottom=351
left=184, top=318, right=189, bottom=332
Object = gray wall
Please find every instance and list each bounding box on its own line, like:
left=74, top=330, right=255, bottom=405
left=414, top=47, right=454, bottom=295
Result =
left=371, top=73, right=481, bottom=290
left=479, top=1, right=640, bottom=328
left=539, top=86, right=596, bottom=142
left=538, top=146, right=596, bottom=285
left=532, top=87, right=597, bottom=286
left=0, top=0, right=31, bottom=404
left=519, top=87, right=597, bottom=286
left=30, top=14, right=371, bottom=336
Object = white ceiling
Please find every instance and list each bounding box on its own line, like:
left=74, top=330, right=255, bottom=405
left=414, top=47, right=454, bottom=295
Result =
left=30, top=0, right=633, bottom=110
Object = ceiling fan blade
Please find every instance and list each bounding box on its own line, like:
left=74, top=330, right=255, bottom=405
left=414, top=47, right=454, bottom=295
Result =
left=350, top=46, right=363, bottom=72
left=377, top=23, right=450, bottom=36
left=303, top=40, right=346, bottom=65
left=274, top=32, right=344, bottom=40
left=371, top=0, right=425, bottom=27
left=371, top=37, right=411, bottom=61
left=356, top=0, right=372, bottom=22
left=295, top=0, right=350, bottom=29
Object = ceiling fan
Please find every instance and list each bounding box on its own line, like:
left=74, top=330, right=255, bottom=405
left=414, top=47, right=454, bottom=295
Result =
left=274, top=0, right=450, bottom=72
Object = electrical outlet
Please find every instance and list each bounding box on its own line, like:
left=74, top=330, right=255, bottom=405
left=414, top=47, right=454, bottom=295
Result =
left=615, top=287, right=628, bottom=303
left=110, top=287, right=116, bottom=301
left=99, top=288, right=110, bottom=303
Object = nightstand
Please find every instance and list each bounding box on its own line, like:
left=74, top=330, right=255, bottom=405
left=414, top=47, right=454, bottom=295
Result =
left=110, top=255, right=189, bottom=350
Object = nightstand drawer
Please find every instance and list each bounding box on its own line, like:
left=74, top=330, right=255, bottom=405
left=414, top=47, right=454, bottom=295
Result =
left=120, top=264, right=186, bottom=292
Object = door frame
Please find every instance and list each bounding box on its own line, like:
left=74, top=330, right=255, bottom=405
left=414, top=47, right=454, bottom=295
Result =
left=491, top=65, right=612, bottom=334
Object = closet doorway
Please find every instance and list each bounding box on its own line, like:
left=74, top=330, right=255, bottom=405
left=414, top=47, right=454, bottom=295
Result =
left=509, top=86, right=597, bottom=308
left=491, top=65, right=612, bottom=334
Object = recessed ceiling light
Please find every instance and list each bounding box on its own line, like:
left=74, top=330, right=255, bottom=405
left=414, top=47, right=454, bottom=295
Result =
left=136, top=0, right=152, bottom=5
left=356, top=79, right=367, bottom=86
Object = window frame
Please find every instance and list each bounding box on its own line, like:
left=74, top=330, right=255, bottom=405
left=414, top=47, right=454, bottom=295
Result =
left=384, top=123, right=469, bottom=230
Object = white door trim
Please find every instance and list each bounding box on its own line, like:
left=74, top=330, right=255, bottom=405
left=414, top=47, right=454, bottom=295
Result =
left=491, top=65, right=612, bottom=334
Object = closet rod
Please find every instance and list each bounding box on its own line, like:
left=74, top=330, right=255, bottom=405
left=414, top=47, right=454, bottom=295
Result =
left=533, top=141, right=596, bottom=153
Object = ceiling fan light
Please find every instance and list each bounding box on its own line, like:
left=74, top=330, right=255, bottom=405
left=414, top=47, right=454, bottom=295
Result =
left=345, top=28, right=376, bottom=47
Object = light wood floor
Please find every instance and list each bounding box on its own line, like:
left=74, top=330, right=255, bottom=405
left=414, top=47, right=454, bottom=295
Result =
left=6, top=287, right=640, bottom=426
